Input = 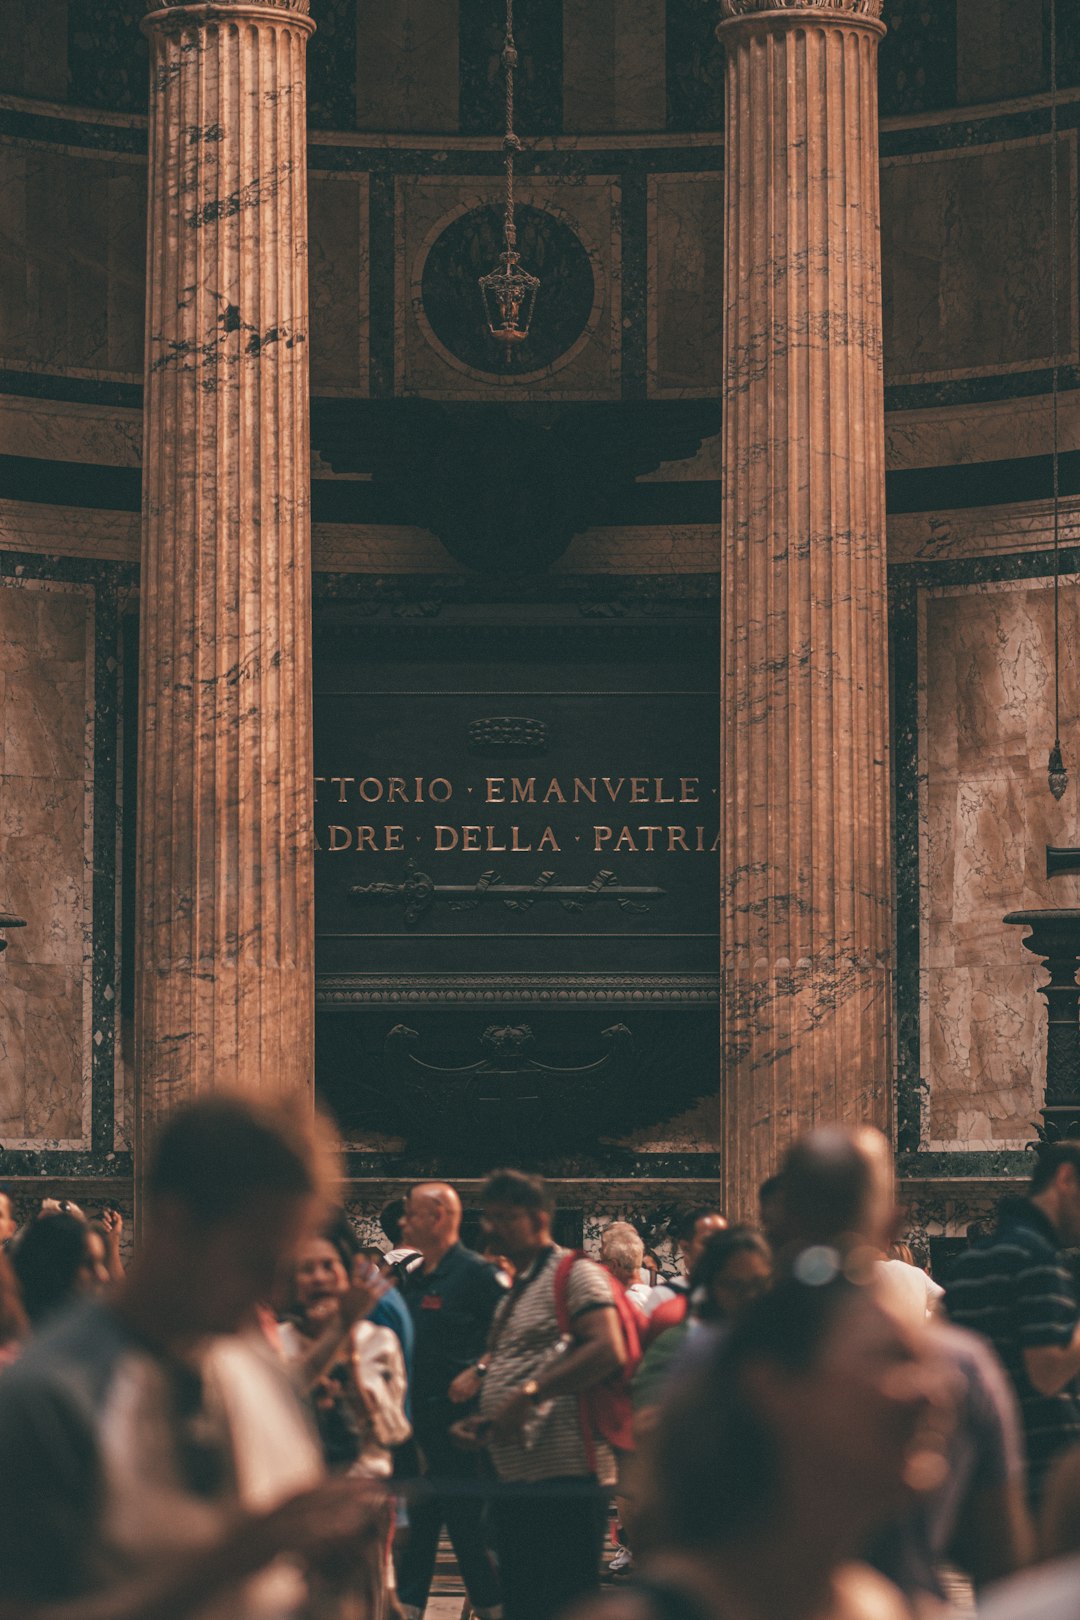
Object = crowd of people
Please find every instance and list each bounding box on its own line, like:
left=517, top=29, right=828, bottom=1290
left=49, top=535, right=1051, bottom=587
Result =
left=3, top=1103, right=1080, bottom=1620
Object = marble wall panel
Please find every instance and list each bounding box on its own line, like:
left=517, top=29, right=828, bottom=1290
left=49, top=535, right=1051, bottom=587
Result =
left=563, top=0, right=666, bottom=134
left=956, top=0, right=1044, bottom=107
left=0, top=0, right=68, bottom=99
left=888, top=497, right=1080, bottom=567
left=0, top=398, right=142, bottom=467
left=0, top=503, right=719, bottom=577
left=67, top=0, right=148, bottom=113
left=665, top=0, right=724, bottom=133
left=104, top=167, right=145, bottom=376
left=0, top=144, right=144, bottom=380
left=460, top=0, right=562, bottom=137
left=309, top=173, right=369, bottom=393
left=925, top=965, right=1043, bottom=1147
left=396, top=175, right=620, bottom=399
left=356, top=0, right=459, bottom=133
left=920, top=578, right=1080, bottom=1149
left=0, top=149, right=28, bottom=361
left=0, top=501, right=138, bottom=564
left=554, top=525, right=719, bottom=574
left=308, top=0, right=358, bottom=130
left=885, top=395, right=1080, bottom=472
left=878, top=0, right=956, bottom=118
left=0, top=578, right=94, bottom=1149
left=648, top=173, right=723, bottom=397
left=882, top=134, right=1077, bottom=384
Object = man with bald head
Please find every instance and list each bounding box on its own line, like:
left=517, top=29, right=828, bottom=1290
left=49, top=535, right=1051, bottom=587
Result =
left=397, top=1183, right=505, bottom=1620
left=778, top=1124, right=1032, bottom=1599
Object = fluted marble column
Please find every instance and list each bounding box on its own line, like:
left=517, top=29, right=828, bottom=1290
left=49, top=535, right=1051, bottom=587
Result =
left=717, top=0, right=892, bottom=1216
left=136, top=0, right=316, bottom=1150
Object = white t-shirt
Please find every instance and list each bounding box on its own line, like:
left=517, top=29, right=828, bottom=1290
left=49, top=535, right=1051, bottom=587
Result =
left=0, top=1302, right=324, bottom=1619
left=876, top=1258, right=945, bottom=1331
left=979, top=1554, right=1080, bottom=1620
left=625, top=1279, right=653, bottom=1312
left=641, top=1279, right=687, bottom=1317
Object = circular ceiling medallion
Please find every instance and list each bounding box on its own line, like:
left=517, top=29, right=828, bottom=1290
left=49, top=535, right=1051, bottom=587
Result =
left=419, top=203, right=599, bottom=380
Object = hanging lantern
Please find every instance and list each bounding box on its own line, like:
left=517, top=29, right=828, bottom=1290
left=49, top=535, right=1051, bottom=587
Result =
left=479, top=1, right=539, bottom=359
left=480, top=247, right=540, bottom=354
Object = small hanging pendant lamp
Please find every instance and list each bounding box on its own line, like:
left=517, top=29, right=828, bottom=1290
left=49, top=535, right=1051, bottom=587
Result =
left=478, top=0, right=539, bottom=360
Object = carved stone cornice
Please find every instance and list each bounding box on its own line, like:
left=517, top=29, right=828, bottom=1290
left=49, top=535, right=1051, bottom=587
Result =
left=143, top=0, right=313, bottom=37
left=312, top=399, right=723, bottom=573
left=315, top=973, right=721, bottom=1007
left=146, top=0, right=309, bottom=10
left=720, top=0, right=883, bottom=17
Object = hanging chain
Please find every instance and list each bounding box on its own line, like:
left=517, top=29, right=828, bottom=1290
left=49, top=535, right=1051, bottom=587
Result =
left=477, top=0, right=538, bottom=355
left=1049, top=0, right=1068, bottom=796
left=1052, top=0, right=1061, bottom=742
left=503, top=0, right=521, bottom=256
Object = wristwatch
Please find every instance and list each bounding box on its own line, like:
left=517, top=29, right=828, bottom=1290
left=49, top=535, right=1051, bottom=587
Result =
left=521, top=1378, right=543, bottom=1404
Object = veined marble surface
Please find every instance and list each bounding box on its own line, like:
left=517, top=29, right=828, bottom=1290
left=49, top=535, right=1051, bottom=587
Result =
left=890, top=497, right=1080, bottom=566
left=920, top=576, right=1080, bottom=1149
left=564, top=0, right=667, bottom=134
left=0, top=577, right=95, bottom=1149
left=882, top=132, right=1078, bottom=386
left=885, top=393, right=1080, bottom=472
left=647, top=172, right=724, bottom=399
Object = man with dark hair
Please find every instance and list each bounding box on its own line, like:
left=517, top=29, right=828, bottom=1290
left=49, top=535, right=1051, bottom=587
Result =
left=757, top=1173, right=787, bottom=1252
left=379, top=1196, right=422, bottom=1284
left=454, top=1168, right=627, bottom=1620
left=780, top=1126, right=879, bottom=1247
left=632, top=1225, right=772, bottom=1411
left=479, top=1167, right=555, bottom=1218
left=947, top=1140, right=1080, bottom=1507
left=0, top=1095, right=381, bottom=1620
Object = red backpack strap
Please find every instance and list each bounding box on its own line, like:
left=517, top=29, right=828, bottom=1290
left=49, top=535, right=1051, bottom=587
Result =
left=551, top=1250, right=597, bottom=1475
left=552, top=1250, right=580, bottom=1338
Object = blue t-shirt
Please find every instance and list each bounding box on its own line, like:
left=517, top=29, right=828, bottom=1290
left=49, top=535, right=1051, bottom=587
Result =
left=370, top=1284, right=415, bottom=1415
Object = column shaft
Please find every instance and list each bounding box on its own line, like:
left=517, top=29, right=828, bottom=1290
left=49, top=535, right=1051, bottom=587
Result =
left=718, top=1, right=892, bottom=1215
left=137, top=0, right=316, bottom=1147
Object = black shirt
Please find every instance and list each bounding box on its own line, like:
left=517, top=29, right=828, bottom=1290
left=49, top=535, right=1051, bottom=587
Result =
left=945, top=1200, right=1080, bottom=1504
left=401, top=1242, right=507, bottom=1438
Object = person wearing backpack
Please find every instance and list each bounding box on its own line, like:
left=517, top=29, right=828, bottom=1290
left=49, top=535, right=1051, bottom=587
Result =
left=449, top=1170, right=633, bottom=1620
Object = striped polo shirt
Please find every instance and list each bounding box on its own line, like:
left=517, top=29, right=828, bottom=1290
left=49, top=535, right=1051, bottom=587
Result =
left=479, top=1245, right=617, bottom=1486
left=945, top=1201, right=1080, bottom=1503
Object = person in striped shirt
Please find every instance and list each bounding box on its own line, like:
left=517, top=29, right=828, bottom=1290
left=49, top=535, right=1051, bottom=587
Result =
left=945, top=1140, right=1080, bottom=1508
